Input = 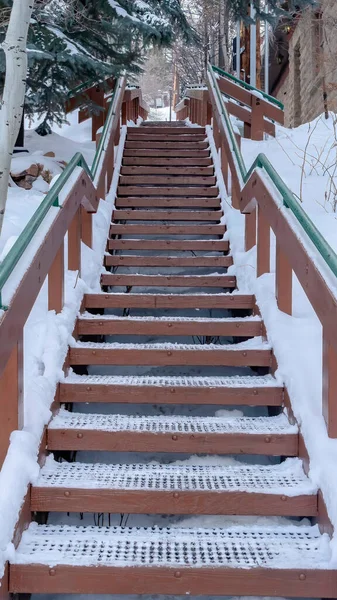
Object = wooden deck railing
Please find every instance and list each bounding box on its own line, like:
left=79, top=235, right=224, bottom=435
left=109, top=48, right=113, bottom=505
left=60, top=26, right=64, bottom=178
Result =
left=66, top=80, right=149, bottom=141
left=176, top=64, right=337, bottom=438
left=0, top=76, right=145, bottom=467
left=175, top=68, right=283, bottom=140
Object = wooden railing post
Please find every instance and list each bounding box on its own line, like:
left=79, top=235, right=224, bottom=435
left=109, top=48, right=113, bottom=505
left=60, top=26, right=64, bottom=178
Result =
left=81, top=207, right=93, bottom=249
left=251, top=96, right=264, bottom=141
left=245, top=209, right=256, bottom=251
left=257, top=207, right=270, bottom=276
left=121, top=101, right=127, bottom=125
left=48, top=242, right=64, bottom=313
left=68, top=209, right=81, bottom=275
left=276, top=239, right=292, bottom=315
left=323, top=333, right=337, bottom=437
left=220, top=141, right=228, bottom=192
left=0, top=334, right=23, bottom=466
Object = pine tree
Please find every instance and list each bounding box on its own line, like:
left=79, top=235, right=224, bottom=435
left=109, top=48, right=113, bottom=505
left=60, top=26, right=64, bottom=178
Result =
left=228, top=0, right=317, bottom=22
left=0, top=0, right=196, bottom=134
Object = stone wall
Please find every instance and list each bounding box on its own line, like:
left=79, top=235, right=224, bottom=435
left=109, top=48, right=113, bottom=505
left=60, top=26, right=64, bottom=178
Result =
left=274, top=0, right=337, bottom=127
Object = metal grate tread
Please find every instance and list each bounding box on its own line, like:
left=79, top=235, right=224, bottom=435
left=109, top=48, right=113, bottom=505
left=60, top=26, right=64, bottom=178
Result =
left=50, top=409, right=296, bottom=435
left=37, top=458, right=315, bottom=495
left=63, top=373, right=281, bottom=388
left=14, top=523, right=331, bottom=568
left=80, top=313, right=261, bottom=323
left=73, top=339, right=270, bottom=351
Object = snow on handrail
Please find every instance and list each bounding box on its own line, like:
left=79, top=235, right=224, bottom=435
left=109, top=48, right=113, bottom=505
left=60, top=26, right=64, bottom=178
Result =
left=207, top=64, right=337, bottom=281
left=0, top=76, right=125, bottom=310
left=212, top=65, right=284, bottom=110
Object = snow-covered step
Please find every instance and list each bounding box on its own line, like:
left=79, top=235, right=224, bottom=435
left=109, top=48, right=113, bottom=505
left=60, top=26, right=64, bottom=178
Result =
left=59, top=373, right=284, bottom=406
left=84, top=291, right=255, bottom=310
left=104, top=255, right=232, bottom=268
left=48, top=409, right=297, bottom=456
left=69, top=339, right=272, bottom=367
left=10, top=524, right=334, bottom=596
left=101, top=273, right=236, bottom=289
left=110, top=223, right=225, bottom=235
left=77, top=313, right=262, bottom=337
left=31, top=458, right=317, bottom=516
left=107, top=238, right=228, bottom=251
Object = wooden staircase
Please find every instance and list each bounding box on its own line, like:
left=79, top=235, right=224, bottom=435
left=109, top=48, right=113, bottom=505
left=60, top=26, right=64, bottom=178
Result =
left=9, top=123, right=336, bottom=597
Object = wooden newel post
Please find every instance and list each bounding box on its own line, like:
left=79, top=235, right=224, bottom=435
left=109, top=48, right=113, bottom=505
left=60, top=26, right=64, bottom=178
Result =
left=275, top=239, right=292, bottom=315
left=257, top=207, right=270, bottom=276
left=245, top=209, right=257, bottom=251
left=68, top=209, right=81, bottom=276
left=221, top=141, right=228, bottom=191
left=0, top=335, right=24, bottom=467
left=48, top=242, right=64, bottom=313
left=323, top=332, right=337, bottom=437
left=251, top=96, right=264, bottom=141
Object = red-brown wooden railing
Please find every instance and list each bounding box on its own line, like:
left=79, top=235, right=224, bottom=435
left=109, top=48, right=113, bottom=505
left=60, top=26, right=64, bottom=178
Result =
left=0, top=76, right=147, bottom=468
left=175, top=65, right=337, bottom=439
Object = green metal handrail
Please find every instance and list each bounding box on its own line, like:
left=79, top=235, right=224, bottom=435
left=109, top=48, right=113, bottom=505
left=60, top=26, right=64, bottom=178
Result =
left=208, top=64, right=337, bottom=280
left=0, top=77, right=123, bottom=310
left=212, top=65, right=284, bottom=110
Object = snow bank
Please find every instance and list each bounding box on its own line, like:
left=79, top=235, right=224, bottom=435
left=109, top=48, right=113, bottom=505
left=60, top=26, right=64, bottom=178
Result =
left=208, top=117, right=337, bottom=562
left=0, top=120, right=126, bottom=579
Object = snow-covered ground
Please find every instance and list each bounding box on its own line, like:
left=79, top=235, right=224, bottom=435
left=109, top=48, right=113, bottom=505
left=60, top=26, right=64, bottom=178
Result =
left=0, top=113, right=95, bottom=259
left=209, top=115, right=337, bottom=559
left=1, top=106, right=337, bottom=600
left=148, top=106, right=176, bottom=122
left=241, top=113, right=337, bottom=252
left=0, top=115, right=124, bottom=584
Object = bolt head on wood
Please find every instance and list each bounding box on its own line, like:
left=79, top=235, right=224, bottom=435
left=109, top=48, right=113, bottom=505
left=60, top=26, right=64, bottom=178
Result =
left=77, top=433, right=84, bottom=439
left=49, top=568, right=56, bottom=576
left=299, top=573, right=306, bottom=581
left=265, top=436, right=271, bottom=443
left=64, top=491, right=70, bottom=497
left=170, top=388, right=175, bottom=393
left=173, top=492, right=179, bottom=499
left=172, top=435, right=178, bottom=441
left=86, top=386, right=92, bottom=392
left=174, top=571, right=182, bottom=578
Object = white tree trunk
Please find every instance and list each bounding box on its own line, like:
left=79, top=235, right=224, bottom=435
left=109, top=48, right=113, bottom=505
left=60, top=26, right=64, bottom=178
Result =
left=0, top=0, right=34, bottom=237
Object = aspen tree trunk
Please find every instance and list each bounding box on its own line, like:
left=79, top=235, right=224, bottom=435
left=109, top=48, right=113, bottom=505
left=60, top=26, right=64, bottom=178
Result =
left=0, top=0, right=34, bottom=237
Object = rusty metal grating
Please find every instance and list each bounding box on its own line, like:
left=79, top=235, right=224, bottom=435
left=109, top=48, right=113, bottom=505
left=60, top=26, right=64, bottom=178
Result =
left=37, top=459, right=315, bottom=495
left=14, top=523, right=331, bottom=568
left=51, top=409, right=296, bottom=435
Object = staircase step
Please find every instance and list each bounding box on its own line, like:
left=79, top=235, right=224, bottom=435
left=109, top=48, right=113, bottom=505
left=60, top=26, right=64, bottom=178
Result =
left=104, top=255, right=232, bottom=268
left=77, top=314, right=262, bottom=337
left=107, top=239, right=229, bottom=252
left=129, top=127, right=206, bottom=135
left=116, top=188, right=219, bottom=198
left=100, top=274, right=236, bottom=288
left=123, top=149, right=210, bottom=158
left=31, top=459, right=316, bottom=516
left=127, top=135, right=207, bottom=142
left=123, top=157, right=213, bottom=166
left=69, top=340, right=272, bottom=367
left=136, top=126, right=206, bottom=134
left=59, top=373, right=283, bottom=406
left=113, top=209, right=222, bottom=221
left=119, top=176, right=216, bottom=186
left=125, top=141, right=209, bottom=150
left=120, top=166, right=214, bottom=176
left=11, top=524, right=334, bottom=596
left=110, top=223, right=226, bottom=235
left=84, top=292, right=255, bottom=310
left=48, top=407, right=295, bottom=454
left=115, top=197, right=221, bottom=208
